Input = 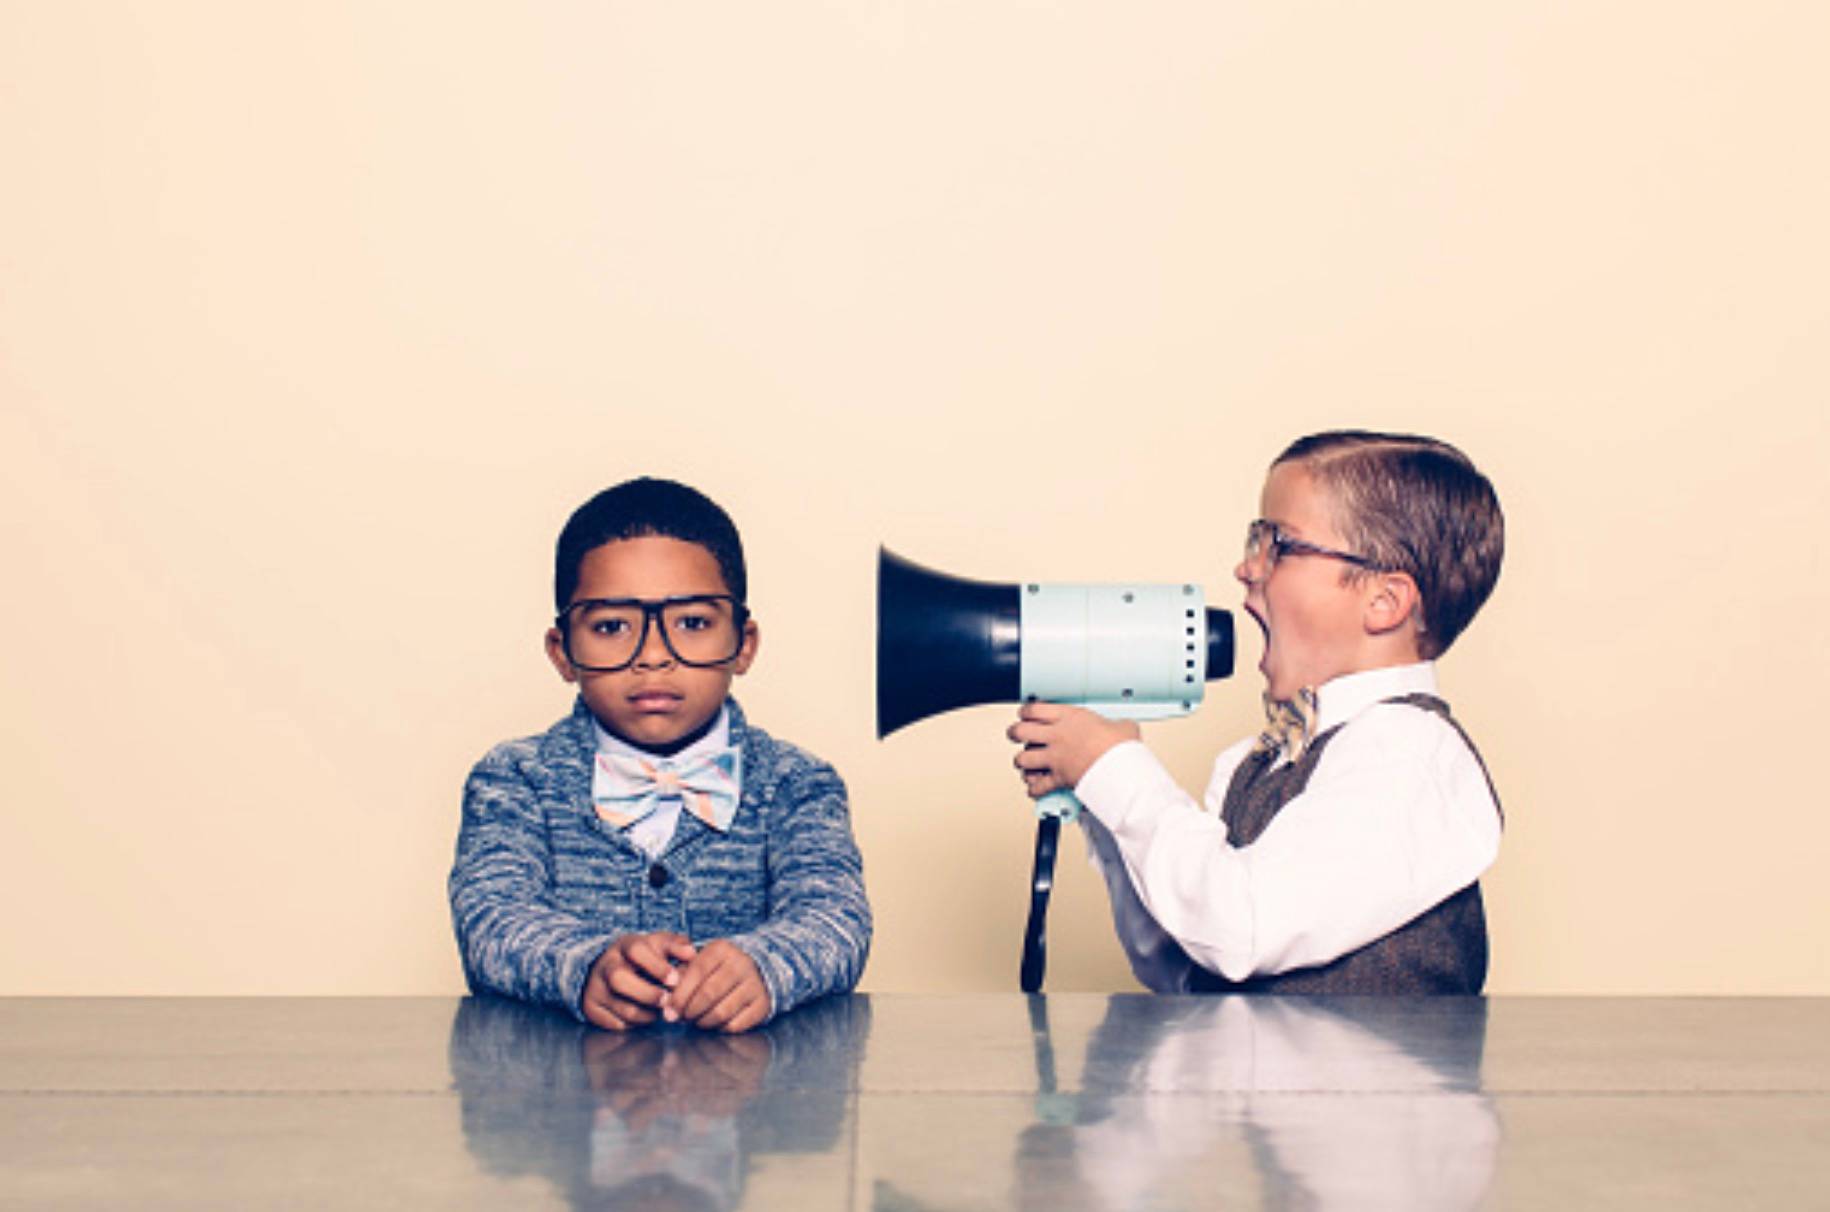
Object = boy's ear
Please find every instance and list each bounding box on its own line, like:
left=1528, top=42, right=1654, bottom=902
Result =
left=1362, top=572, right=1424, bottom=640
left=730, top=617, right=760, bottom=676
left=545, top=627, right=580, bottom=684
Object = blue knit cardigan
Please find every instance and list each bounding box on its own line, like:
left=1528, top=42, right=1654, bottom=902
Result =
left=450, top=697, right=871, bottom=1021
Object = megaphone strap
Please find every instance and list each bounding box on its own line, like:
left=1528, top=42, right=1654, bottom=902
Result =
left=1020, top=815, right=1061, bottom=993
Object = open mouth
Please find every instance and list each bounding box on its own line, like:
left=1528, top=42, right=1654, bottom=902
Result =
left=1244, top=604, right=1271, bottom=673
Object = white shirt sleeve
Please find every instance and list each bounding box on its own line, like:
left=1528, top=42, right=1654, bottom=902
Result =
left=1074, top=704, right=1502, bottom=982
left=1079, top=811, right=1197, bottom=992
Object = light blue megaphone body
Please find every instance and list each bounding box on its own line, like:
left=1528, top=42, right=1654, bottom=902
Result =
left=1020, top=579, right=1215, bottom=820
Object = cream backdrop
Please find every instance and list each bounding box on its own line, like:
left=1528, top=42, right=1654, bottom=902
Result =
left=3, top=3, right=1826, bottom=997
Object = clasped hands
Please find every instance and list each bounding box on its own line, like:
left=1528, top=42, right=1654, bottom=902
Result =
left=583, top=933, right=769, bottom=1034
left=1006, top=701, right=1140, bottom=799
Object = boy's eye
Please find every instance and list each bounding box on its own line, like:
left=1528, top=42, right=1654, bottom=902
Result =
left=590, top=617, right=631, bottom=636
left=671, top=611, right=714, bottom=632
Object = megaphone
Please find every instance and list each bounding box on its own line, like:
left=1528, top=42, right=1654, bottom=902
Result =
left=876, top=548, right=1235, bottom=990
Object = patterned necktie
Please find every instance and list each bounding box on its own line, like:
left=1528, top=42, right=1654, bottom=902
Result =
left=592, top=747, right=743, bottom=832
left=1254, top=687, right=1320, bottom=764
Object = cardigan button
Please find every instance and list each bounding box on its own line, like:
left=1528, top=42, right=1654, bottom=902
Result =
left=647, top=863, right=670, bottom=889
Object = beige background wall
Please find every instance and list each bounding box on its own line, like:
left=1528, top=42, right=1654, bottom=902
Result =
left=3, top=3, right=1825, bottom=996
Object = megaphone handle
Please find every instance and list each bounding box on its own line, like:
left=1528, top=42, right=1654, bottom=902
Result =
left=1034, top=788, right=1081, bottom=821
left=1020, top=814, right=1061, bottom=993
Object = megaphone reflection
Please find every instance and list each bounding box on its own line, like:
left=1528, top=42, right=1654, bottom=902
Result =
left=875, top=548, right=1236, bottom=990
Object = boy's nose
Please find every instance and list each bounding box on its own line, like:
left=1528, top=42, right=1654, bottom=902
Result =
left=632, top=624, right=676, bottom=669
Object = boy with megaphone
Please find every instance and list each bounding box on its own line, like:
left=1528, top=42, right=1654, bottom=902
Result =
left=1010, top=431, right=1506, bottom=993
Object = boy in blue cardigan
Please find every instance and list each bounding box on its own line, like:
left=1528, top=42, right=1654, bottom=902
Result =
left=451, top=478, right=871, bottom=1032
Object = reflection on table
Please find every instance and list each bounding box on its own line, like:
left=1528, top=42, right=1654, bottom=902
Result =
left=449, top=994, right=870, bottom=1211
left=6, top=994, right=1823, bottom=1208
left=1014, top=996, right=1497, bottom=1211
left=448, top=993, right=1496, bottom=1210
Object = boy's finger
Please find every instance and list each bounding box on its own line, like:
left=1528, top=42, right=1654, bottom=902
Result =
left=583, top=983, right=643, bottom=1031
left=1018, top=700, right=1065, bottom=724
left=677, top=952, right=744, bottom=1023
left=1007, top=720, right=1051, bottom=745
left=583, top=1004, right=630, bottom=1031
left=580, top=991, right=621, bottom=1031
left=608, top=994, right=659, bottom=1027
left=624, top=936, right=684, bottom=987
left=1013, top=746, right=1052, bottom=772
left=699, top=980, right=766, bottom=1033
left=609, top=964, right=670, bottom=1007
left=669, top=942, right=764, bottom=1025
left=721, top=994, right=770, bottom=1034
left=664, top=950, right=718, bottom=1023
left=591, top=1000, right=655, bottom=1030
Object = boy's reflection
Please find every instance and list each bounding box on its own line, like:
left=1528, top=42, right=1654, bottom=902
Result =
left=1021, top=996, right=1499, bottom=1211
left=448, top=994, right=869, bottom=1210
left=581, top=1032, right=764, bottom=1209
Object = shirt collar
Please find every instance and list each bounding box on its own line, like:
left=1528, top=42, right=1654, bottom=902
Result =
left=1312, top=662, right=1438, bottom=735
left=592, top=704, right=732, bottom=765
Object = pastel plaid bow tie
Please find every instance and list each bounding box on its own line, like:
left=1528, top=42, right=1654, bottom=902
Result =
left=1254, top=687, right=1320, bottom=764
left=592, top=748, right=743, bottom=832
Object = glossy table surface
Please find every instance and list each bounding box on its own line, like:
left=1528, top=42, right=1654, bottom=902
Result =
left=3, top=994, right=1828, bottom=1209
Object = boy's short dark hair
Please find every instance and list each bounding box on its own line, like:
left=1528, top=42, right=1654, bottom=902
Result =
left=1275, top=431, right=1503, bottom=659
left=554, top=478, right=747, bottom=611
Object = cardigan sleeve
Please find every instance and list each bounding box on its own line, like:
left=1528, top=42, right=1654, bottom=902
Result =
left=449, top=744, right=616, bottom=1019
left=724, top=757, right=872, bottom=1019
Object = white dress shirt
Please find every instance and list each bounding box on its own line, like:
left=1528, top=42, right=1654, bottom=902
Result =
left=591, top=706, right=732, bottom=859
left=1074, top=663, right=1502, bottom=989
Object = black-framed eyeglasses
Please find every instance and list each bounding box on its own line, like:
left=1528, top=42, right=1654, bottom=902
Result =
left=556, top=595, right=750, bottom=673
left=1243, top=518, right=1383, bottom=576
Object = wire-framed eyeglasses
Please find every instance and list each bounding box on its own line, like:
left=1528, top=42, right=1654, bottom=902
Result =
left=1243, top=518, right=1384, bottom=576
left=556, top=595, right=750, bottom=673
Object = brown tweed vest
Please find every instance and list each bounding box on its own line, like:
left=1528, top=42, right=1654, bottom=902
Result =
left=1188, top=693, right=1500, bottom=995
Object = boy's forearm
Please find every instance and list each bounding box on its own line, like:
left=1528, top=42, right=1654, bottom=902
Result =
left=453, top=757, right=616, bottom=1017
left=451, top=888, right=614, bottom=1016
left=728, top=894, right=871, bottom=1018
left=725, top=769, right=872, bottom=1017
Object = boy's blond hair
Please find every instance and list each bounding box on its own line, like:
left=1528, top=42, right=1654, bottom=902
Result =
left=1275, top=431, right=1503, bottom=659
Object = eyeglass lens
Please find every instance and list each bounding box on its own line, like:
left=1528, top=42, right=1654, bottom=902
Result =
left=1244, top=520, right=1277, bottom=569
left=566, top=599, right=742, bottom=669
